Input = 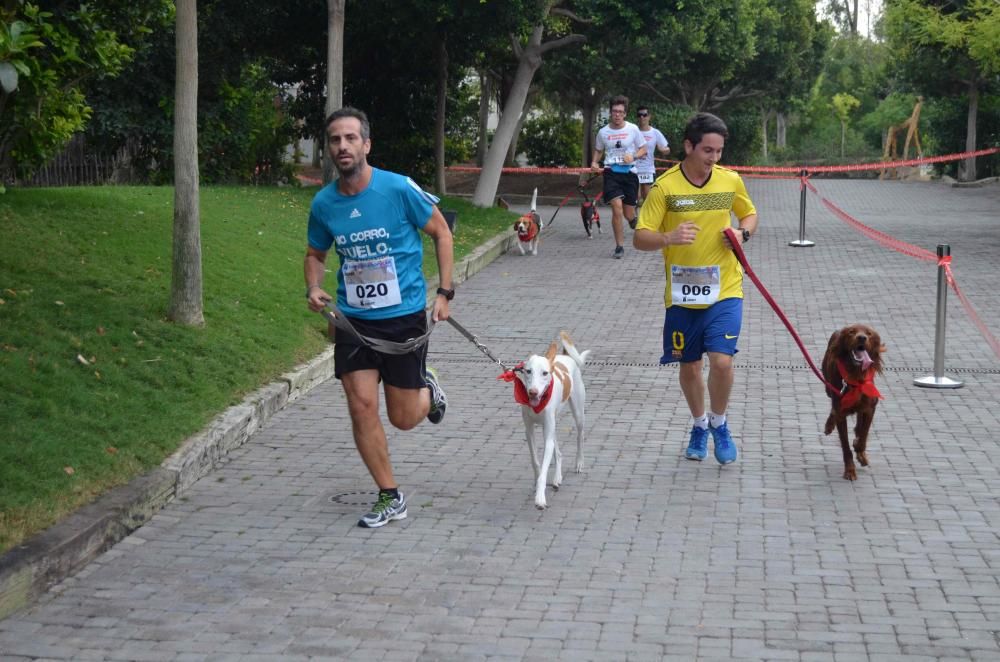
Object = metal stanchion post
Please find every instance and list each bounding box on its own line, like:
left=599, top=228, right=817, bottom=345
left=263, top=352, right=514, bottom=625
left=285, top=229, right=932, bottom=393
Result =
left=789, top=169, right=815, bottom=247
left=915, top=244, right=963, bottom=389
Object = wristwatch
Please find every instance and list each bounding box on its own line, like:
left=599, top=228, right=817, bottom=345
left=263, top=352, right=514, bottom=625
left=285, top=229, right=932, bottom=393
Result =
left=436, top=287, right=455, bottom=301
left=740, top=227, right=751, bottom=243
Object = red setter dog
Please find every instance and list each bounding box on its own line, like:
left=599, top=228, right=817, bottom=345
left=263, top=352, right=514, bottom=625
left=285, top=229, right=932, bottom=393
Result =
left=822, top=324, right=885, bottom=480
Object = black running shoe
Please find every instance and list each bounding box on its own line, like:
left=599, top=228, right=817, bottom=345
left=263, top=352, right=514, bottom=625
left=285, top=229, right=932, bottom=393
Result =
left=613, top=245, right=624, bottom=259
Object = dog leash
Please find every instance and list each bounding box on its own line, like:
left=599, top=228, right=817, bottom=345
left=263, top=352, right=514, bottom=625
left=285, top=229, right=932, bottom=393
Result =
left=320, top=305, right=432, bottom=355
left=321, top=304, right=518, bottom=372
left=543, top=192, right=573, bottom=230
left=723, top=227, right=839, bottom=396
left=438, top=315, right=518, bottom=373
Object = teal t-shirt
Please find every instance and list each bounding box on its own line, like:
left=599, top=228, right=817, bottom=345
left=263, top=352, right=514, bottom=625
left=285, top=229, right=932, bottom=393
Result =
left=308, top=168, right=438, bottom=319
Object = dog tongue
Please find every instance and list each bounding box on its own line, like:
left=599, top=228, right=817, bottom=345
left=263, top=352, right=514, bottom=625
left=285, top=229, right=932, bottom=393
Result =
left=854, top=349, right=872, bottom=371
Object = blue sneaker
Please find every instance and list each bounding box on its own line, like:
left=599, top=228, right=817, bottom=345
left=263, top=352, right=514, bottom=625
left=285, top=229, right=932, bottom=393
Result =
left=685, top=426, right=709, bottom=461
left=709, top=422, right=738, bottom=464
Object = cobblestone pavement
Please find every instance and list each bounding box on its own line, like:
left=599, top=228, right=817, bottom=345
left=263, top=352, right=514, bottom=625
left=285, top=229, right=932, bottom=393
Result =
left=2, top=178, right=999, bottom=660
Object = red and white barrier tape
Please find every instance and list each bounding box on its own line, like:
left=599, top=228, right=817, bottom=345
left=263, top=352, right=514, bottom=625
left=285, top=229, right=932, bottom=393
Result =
left=805, top=180, right=1000, bottom=361
left=445, top=146, right=999, bottom=175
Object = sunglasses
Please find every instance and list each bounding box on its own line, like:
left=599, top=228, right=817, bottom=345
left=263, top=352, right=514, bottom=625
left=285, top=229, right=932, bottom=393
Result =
left=637, top=112, right=649, bottom=117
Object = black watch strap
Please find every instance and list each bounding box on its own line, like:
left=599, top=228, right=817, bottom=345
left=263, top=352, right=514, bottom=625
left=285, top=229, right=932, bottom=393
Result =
left=436, top=287, right=455, bottom=301
left=740, top=227, right=751, bottom=243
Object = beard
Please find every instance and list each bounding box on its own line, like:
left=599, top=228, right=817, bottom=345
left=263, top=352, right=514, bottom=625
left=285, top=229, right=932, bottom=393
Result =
left=333, top=151, right=366, bottom=179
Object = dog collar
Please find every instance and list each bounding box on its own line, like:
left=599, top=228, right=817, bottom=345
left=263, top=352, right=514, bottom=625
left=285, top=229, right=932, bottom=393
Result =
left=516, top=223, right=538, bottom=242
left=836, top=359, right=883, bottom=410
left=497, top=363, right=553, bottom=413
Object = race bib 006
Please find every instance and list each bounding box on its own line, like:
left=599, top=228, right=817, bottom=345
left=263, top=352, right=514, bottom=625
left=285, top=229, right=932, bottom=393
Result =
left=343, top=256, right=402, bottom=309
left=671, top=264, right=721, bottom=305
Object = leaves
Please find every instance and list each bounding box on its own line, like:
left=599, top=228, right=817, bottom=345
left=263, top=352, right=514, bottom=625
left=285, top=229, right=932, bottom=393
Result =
left=0, top=62, right=18, bottom=93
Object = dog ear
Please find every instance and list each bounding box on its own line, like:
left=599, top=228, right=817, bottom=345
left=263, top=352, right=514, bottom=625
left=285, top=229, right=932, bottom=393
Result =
left=826, top=329, right=843, bottom=356
left=871, top=329, right=886, bottom=373
left=822, top=329, right=842, bottom=377
left=544, top=341, right=558, bottom=364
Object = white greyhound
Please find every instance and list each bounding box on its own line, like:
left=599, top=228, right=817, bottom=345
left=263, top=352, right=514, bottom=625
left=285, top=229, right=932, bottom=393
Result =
left=511, top=331, right=590, bottom=509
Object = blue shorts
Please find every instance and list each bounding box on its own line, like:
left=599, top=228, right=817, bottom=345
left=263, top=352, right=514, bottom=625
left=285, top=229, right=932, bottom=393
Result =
left=660, top=297, right=743, bottom=364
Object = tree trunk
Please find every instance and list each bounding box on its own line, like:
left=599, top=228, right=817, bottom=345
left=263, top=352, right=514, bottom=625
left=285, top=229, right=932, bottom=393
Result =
left=761, top=110, right=769, bottom=161
left=169, top=0, right=203, bottom=326
left=471, top=18, right=584, bottom=207
left=471, top=30, right=543, bottom=207
left=476, top=70, right=491, bottom=167
left=581, top=100, right=597, bottom=167
left=433, top=39, right=448, bottom=195
left=776, top=112, right=787, bottom=148
left=962, top=82, right=978, bottom=182
left=505, top=91, right=533, bottom=167
left=322, top=0, right=345, bottom=185
left=840, top=120, right=847, bottom=158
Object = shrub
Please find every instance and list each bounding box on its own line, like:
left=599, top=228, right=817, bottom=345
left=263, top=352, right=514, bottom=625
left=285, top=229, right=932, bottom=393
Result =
left=522, top=114, right=583, bottom=167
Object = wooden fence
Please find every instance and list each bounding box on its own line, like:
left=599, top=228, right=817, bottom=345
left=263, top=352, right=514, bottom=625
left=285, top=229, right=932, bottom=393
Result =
left=4, top=136, right=144, bottom=187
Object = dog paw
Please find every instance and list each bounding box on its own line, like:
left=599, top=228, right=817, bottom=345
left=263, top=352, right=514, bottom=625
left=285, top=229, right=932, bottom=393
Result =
left=535, top=500, right=547, bottom=510
left=575, top=460, right=585, bottom=473
left=856, top=452, right=869, bottom=467
left=843, top=467, right=858, bottom=480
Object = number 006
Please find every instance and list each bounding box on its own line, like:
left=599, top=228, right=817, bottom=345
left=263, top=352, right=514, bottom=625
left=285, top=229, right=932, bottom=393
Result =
left=681, top=284, right=712, bottom=296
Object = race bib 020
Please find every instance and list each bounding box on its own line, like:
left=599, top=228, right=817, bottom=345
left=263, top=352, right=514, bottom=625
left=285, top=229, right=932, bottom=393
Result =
left=343, top=256, right=402, bottom=309
left=671, top=264, right=721, bottom=305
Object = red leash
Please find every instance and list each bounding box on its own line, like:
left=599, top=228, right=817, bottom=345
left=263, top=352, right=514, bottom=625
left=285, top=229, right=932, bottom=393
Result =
left=723, top=227, right=839, bottom=396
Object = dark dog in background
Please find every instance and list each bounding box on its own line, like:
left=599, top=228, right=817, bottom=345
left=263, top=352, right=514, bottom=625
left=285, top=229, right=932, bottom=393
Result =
left=822, top=324, right=885, bottom=480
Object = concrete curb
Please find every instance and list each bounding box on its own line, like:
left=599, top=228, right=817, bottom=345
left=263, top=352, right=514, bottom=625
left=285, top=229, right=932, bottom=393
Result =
left=0, top=225, right=516, bottom=619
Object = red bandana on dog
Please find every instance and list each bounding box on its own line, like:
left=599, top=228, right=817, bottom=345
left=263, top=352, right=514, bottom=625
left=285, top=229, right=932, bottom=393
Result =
left=498, top=363, right=553, bottom=414
left=516, top=218, right=538, bottom=242
left=836, top=359, right=883, bottom=410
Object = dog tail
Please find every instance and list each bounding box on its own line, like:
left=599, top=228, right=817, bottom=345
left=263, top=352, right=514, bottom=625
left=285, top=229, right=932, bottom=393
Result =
left=530, top=187, right=537, bottom=213
left=559, top=331, right=590, bottom=368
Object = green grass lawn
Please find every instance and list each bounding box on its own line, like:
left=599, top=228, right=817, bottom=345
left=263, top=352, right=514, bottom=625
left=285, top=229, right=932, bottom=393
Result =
left=0, top=185, right=514, bottom=553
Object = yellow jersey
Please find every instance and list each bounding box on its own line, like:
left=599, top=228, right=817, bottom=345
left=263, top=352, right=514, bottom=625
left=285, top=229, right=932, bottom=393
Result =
left=637, top=163, right=756, bottom=309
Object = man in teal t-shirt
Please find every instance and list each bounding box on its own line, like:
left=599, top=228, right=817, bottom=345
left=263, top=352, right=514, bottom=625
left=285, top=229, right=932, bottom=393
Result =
left=305, top=107, right=455, bottom=529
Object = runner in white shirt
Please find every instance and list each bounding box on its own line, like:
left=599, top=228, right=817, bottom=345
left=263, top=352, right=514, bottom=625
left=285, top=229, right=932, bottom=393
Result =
left=634, top=105, right=670, bottom=205
left=591, top=95, right=647, bottom=259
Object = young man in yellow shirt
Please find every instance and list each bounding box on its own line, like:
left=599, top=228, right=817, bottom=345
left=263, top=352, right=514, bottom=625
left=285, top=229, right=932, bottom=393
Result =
left=633, top=112, right=758, bottom=465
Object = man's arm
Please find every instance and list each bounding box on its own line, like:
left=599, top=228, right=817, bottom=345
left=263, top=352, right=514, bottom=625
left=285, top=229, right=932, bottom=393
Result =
left=738, top=213, right=759, bottom=237
left=591, top=148, right=604, bottom=172
left=422, top=207, right=454, bottom=322
left=304, top=246, right=332, bottom=311
left=633, top=224, right=699, bottom=251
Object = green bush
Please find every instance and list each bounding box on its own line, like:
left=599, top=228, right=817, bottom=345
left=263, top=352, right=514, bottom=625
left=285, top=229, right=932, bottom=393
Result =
left=522, top=114, right=583, bottom=167
left=198, top=62, right=298, bottom=185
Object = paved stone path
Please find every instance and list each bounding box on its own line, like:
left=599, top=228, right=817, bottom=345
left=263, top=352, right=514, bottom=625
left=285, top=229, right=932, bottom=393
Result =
left=2, top=178, right=999, bottom=660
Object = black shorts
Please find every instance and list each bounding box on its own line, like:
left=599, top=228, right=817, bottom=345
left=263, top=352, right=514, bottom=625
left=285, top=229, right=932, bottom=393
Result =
left=333, top=310, right=429, bottom=389
left=602, top=169, right=639, bottom=207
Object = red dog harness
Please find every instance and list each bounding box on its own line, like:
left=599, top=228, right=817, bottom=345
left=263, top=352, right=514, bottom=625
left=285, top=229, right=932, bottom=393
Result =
left=836, top=359, right=883, bottom=410
left=516, top=217, right=538, bottom=242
